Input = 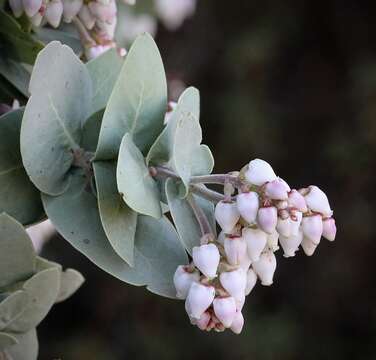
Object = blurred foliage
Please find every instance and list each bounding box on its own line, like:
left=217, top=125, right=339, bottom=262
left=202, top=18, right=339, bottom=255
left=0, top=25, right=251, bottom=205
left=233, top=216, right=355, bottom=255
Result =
left=37, top=0, right=376, bottom=359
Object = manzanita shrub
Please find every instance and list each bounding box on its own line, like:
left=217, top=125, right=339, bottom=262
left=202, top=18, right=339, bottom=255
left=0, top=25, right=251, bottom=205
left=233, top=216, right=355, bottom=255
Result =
left=0, top=213, right=84, bottom=358
left=0, top=30, right=337, bottom=349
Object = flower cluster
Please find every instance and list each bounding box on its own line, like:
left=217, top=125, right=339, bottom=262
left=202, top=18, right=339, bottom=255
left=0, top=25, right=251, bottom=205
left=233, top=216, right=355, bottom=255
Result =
left=174, top=159, right=336, bottom=334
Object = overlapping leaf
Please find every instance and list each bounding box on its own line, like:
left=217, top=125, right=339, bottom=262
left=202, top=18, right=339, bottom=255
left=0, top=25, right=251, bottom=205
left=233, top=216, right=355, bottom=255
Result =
left=0, top=329, right=38, bottom=359
left=0, top=291, right=29, bottom=330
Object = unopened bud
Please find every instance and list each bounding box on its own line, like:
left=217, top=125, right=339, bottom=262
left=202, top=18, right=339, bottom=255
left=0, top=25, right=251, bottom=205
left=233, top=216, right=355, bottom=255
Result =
left=9, top=0, right=23, bottom=17
left=257, top=206, right=278, bottom=234
left=224, top=235, right=247, bottom=266
left=239, top=253, right=252, bottom=271
left=23, top=0, right=42, bottom=17
left=288, top=189, right=308, bottom=212
left=276, top=217, right=291, bottom=237
left=289, top=210, right=302, bottom=235
left=230, top=311, right=244, bottom=334
left=173, top=265, right=200, bottom=299
left=192, top=243, right=220, bottom=278
left=265, top=179, right=289, bottom=200
left=322, top=217, right=336, bottom=241
left=245, top=268, right=257, bottom=295
left=279, top=230, right=303, bottom=257
left=267, top=229, right=279, bottom=251
left=62, top=0, right=83, bottom=22
left=304, top=185, right=333, bottom=217
left=30, top=11, right=43, bottom=26
left=215, top=201, right=240, bottom=233
left=213, top=296, right=237, bottom=328
left=185, top=283, right=215, bottom=319
left=302, top=214, right=323, bottom=245
left=220, top=268, right=247, bottom=302
left=242, top=227, right=267, bottom=262
left=195, top=311, right=211, bottom=330
left=236, top=191, right=259, bottom=224
left=301, top=236, right=318, bottom=256
left=78, top=4, right=95, bottom=29
left=244, top=159, right=277, bottom=186
left=88, top=0, right=117, bottom=22
left=252, top=250, right=277, bottom=286
left=45, top=0, right=63, bottom=28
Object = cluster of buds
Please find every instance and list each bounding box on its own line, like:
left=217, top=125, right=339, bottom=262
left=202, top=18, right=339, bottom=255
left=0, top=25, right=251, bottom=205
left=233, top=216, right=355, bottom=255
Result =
left=174, top=159, right=336, bottom=334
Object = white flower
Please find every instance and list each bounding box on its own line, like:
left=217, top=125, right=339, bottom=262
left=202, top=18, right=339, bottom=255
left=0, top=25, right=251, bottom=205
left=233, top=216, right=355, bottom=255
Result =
left=45, top=0, right=64, bottom=28
left=155, top=0, right=196, bottom=31
left=276, top=217, right=291, bottom=237
left=301, top=236, right=318, bottom=256
left=267, top=229, right=279, bottom=251
left=288, top=189, right=308, bottom=212
left=78, top=4, right=95, bottom=29
left=62, top=0, right=83, bottom=23
left=290, top=210, right=302, bottom=235
left=245, top=268, right=257, bottom=295
left=85, top=44, right=113, bottom=60
left=23, top=0, right=42, bottom=17
left=194, top=311, right=211, bottom=330
left=192, top=243, right=220, bottom=278
left=242, top=227, right=267, bottom=262
left=224, top=235, right=247, bottom=266
left=265, top=179, right=289, bottom=200
left=220, top=268, right=247, bottom=302
left=322, top=217, right=336, bottom=241
left=304, top=185, right=333, bottom=216
left=302, top=214, right=323, bottom=245
left=213, top=296, right=237, bottom=328
left=215, top=201, right=240, bottom=233
left=230, top=311, right=244, bottom=334
left=252, top=250, right=277, bottom=286
left=185, top=283, right=215, bottom=319
left=257, top=206, right=278, bottom=234
left=173, top=265, right=200, bottom=299
left=244, top=159, right=277, bottom=186
left=88, top=0, right=116, bottom=23
left=236, top=191, right=259, bottom=224
left=9, top=0, right=23, bottom=17
left=279, top=230, right=303, bottom=257
left=239, top=253, right=252, bottom=271
left=30, top=11, right=43, bottom=26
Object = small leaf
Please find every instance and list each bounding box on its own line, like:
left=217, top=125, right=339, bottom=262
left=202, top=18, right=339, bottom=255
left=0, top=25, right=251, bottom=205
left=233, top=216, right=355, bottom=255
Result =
left=21, top=41, right=92, bottom=195
left=2, top=329, right=38, bottom=360
left=93, top=161, right=137, bottom=267
left=55, top=269, right=85, bottom=303
left=86, top=49, right=124, bottom=116
left=0, top=213, right=36, bottom=289
left=117, top=133, right=161, bottom=218
left=95, top=33, right=167, bottom=160
left=0, top=332, right=18, bottom=349
left=0, top=291, right=29, bottom=331
left=5, top=267, right=60, bottom=332
left=0, top=109, right=44, bottom=225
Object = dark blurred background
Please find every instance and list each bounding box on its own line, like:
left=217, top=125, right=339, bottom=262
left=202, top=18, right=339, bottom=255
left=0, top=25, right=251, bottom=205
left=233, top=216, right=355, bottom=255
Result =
left=39, top=1, right=376, bottom=358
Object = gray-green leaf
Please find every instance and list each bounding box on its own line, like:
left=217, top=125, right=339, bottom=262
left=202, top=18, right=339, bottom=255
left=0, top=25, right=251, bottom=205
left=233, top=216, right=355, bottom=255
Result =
left=2, top=329, right=38, bottom=360
left=0, top=291, right=29, bottom=331
left=0, top=332, right=18, bottom=349
left=55, top=269, right=85, bottom=303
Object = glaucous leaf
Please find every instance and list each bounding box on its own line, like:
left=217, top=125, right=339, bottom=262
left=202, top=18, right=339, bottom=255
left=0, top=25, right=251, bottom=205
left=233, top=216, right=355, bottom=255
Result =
left=0, top=290, right=29, bottom=331
left=21, top=41, right=92, bottom=195
left=0, top=332, right=17, bottom=349
left=81, top=110, right=104, bottom=152
left=55, top=269, right=85, bottom=303
left=0, top=213, right=36, bottom=289
left=2, top=329, right=38, bottom=360
left=86, top=49, right=124, bottom=116
left=0, top=109, right=44, bottom=225
left=117, top=133, right=162, bottom=218
left=95, top=33, right=167, bottom=160
left=93, top=161, right=137, bottom=267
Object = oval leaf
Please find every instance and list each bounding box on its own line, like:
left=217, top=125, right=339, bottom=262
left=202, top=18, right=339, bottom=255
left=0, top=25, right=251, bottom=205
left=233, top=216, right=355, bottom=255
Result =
left=55, top=269, right=85, bottom=303
left=0, top=109, right=44, bottom=225
left=21, top=41, right=92, bottom=195
left=2, top=329, right=38, bottom=360
left=95, top=33, right=167, bottom=160
left=0, top=291, right=29, bottom=331
left=0, top=332, right=18, bottom=349
left=117, top=133, right=161, bottom=218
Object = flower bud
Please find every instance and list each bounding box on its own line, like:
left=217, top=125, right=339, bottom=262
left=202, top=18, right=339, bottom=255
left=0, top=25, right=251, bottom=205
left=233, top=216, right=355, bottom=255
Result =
left=30, top=12, right=43, bottom=26
left=301, top=236, right=318, bottom=256
left=244, top=159, right=277, bottom=186
left=288, top=189, right=308, bottom=212
left=230, top=311, right=244, bottom=334
left=265, top=179, right=289, bottom=200
left=304, top=185, right=333, bottom=216
left=23, top=0, right=42, bottom=17
left=215, top=201, right=240, bottom=233
left=302, top=214, right=323, bottom=245
left=322, top=217, right=336, bottom=241
left=252, top=250, right=277, bottom=286
left=220, top=268, right=247, bottom=302
left=88, top=0, right=116, bottom=22
left=224, top=235, right=247, bottom=266
left=78, top=4, right=95, bottom=29
left=257, top=206, right=278, bottom=234
left=267, top=229, right=279, bottom=251
left=239, top=253, right=252, bottom=271
left=173, top=265, right=200, bottom=299
left=213, top=296, right=237, bottom=328
left=279, top=229, right=303, bottom=257
left=290, top=210, right=302, bottom=235
left=62, top=0, right=83, bottom=22
left=245, top=268, right=257, bottom=295
left=9, top=0, right=23, bottom=17
left=45, top=0, right=63, bottom=28
left=192, top=243, right=220, bottom=278
left=236, top=191, right=259, bottom=224
left=242, top=227, right=267, bottom=262
left=195, top=311, right=211, bottom=330
left=185, top=283, right=215, bottom=319
left=276, top=217, right=291, bottom=237
left=236, top=295, right=245, bottom=311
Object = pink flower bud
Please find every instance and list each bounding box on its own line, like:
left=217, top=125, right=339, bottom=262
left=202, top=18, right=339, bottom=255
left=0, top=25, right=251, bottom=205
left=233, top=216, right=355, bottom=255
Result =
left=88, top=0, right=117, bottom=22
left=78, top=4, right=95, bottom=29
left=224, top=235, right=247, bottom=266
left=236, top=191, right=259, bottom=224
left=265, top=179, right=289, bottom=200
left=45, top=0, right=63, bottom=28
left=288, top=189, right=308, bottom=212
left=290, top=210, right=302, bottom=235
left=173, top=265, right=200, bottom=299
left=322, top=217, right=336, bottom=241
left=267, top=229, right=279, bottom=251
left=276, top=217, right=291, bottom=237
left=245, top=268, right=257, bottom=295
left=252, top=250, right=277, bottom=286
left=304, top=185, right=333, bottom=217
left=213, top=296, right=237, bottom=328
left=301, top=236, right=318, bottom=256
left=230, top=311, right=244, bottom=334
left=85, top=44, right=113, bottom=60
left=185, top=283, right=215, bottom=319
left=279, top=230, right=303, bottom=257
left=242, top=227, right=267, bottom=262
left=244, top=159, right=277, bottom=186
left=215, top=201, right=240, bottom=233
left=302, top=214, right=323, bottom=245
left=62, top=0, right=83, bottom=22
left=23, top=0, right=42, bottom=17
left=9, top=0, right=23, bottom=17
left=220, top=268, right=247, bottom=302
left=257, top=206, right=278, bottom=234
left=192, top=243, right=220, bottom=278
left=195, top=311, right=211, bottom=330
